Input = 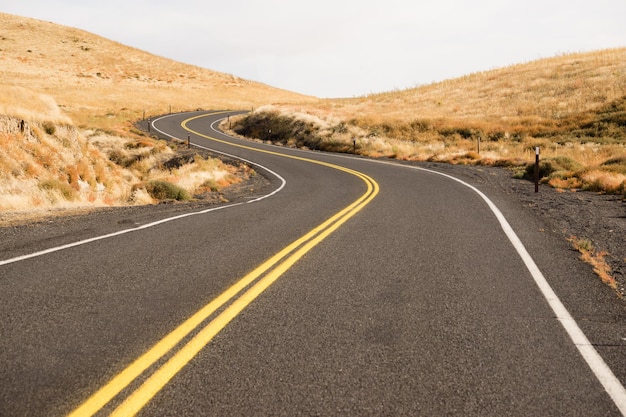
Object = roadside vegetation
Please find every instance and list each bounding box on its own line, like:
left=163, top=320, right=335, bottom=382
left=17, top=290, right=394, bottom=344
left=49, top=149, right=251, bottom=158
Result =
left=568, top=236, right=619, bottom=297
left=0, top=12, right=311, bottom=216
left=230, top=49, right=626, bottom=197
left=0, top=86, right=245, bottom=211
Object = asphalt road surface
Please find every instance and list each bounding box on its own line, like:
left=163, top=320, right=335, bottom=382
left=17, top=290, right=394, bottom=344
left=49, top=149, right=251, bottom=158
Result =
left=1, top=110, right=625, bottom=416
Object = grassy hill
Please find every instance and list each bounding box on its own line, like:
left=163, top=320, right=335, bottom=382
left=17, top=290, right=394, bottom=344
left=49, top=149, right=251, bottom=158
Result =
left=0, top=12, right=315, bottom=216
left=0, top=13, right=312, bottom=126
left=233, top=49, right=626, bottom=194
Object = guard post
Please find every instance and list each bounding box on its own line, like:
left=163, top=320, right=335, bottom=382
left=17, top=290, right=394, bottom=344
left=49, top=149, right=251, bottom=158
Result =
left=534, top=147, right=540, bottom=193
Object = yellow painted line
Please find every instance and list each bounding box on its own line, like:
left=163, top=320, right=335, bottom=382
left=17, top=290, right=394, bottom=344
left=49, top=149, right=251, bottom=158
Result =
left=67, top=112, right=379, bottom=417
left=181, top=112, right=367, bottom=172
left=110, top=169, right=377, bottom=417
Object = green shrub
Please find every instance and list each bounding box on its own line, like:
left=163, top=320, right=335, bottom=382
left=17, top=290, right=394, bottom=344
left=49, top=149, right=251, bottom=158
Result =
left=39, top=179, right=77, bottom=200
left=140, top=180, right=191, bottom=201
left=601, top=156, right=626, bottom=175
left=233, top=111, right=322, bottom=150
left=522, top=156, right=583, bottom=181
left=200, top=179, right=220, bottom=192
left=42, top=122, right=56, bottom=135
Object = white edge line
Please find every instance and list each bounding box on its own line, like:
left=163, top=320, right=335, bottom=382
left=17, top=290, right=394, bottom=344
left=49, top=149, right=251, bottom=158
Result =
left=156, top=120, right=626, bottom=412
left=153, top=113, right=286, bottom=204
left=0, top=113, right=286, bottom=267
left=193, top=132, right=626, bottom=411
left=367, top=158, right=626, bottom=414
left=157, top=119, right=626, bottom=412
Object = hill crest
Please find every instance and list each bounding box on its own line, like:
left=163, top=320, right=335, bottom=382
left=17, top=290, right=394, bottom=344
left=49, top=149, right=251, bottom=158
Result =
left=0, top=12, right=314, bottom=124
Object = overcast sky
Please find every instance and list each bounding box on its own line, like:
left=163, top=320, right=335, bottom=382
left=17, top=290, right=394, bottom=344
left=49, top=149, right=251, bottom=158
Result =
left=3, top=1, right=625, bottom=97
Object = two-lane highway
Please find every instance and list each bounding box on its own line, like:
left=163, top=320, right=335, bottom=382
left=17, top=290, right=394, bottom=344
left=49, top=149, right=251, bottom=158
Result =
left=1, top=110, right=624, bottom=416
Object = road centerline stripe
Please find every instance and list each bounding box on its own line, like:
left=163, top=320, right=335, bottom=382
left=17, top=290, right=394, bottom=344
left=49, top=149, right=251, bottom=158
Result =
left=67, top=112, right=379, bottom=417
left=110, top=172, right=378, bottom=417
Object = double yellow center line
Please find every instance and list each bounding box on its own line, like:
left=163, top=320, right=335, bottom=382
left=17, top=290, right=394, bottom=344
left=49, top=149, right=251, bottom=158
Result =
left=68, top=112, right=379, bottom=416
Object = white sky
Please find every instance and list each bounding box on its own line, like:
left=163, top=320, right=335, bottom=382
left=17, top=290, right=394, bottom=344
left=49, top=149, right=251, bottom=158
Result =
left=3, top=1, right=625, bottom=98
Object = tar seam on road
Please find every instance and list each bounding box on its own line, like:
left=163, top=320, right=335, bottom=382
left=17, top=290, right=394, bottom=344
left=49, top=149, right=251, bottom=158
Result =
left=65, top=112, right=380, bottom=417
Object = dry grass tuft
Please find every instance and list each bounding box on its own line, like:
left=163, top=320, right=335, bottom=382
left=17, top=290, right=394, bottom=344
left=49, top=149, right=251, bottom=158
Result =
left=568, top=236, right=620, bottom=296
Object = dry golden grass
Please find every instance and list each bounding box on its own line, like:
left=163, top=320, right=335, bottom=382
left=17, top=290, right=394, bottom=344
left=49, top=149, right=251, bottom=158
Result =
left=0, top=13, right=314, bottom=124
left=568, top=236, right=620, bottom=296
left=0, top=85, right=72, bottom=124
left=308, top=48, right=626, bottom=126
left=0, top=12, right=316, bottom=215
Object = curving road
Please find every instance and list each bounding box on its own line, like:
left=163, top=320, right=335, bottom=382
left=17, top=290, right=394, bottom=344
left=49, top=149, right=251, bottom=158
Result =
left=1, top=110, right=625, bottom=416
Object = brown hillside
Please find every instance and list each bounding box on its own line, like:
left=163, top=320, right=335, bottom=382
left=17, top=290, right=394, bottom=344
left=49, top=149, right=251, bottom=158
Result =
left=0, top=12, right=314, bottom=126
left=287, top=48, right=626, bottom=133
left=232, top=49, right=626, bottom=193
